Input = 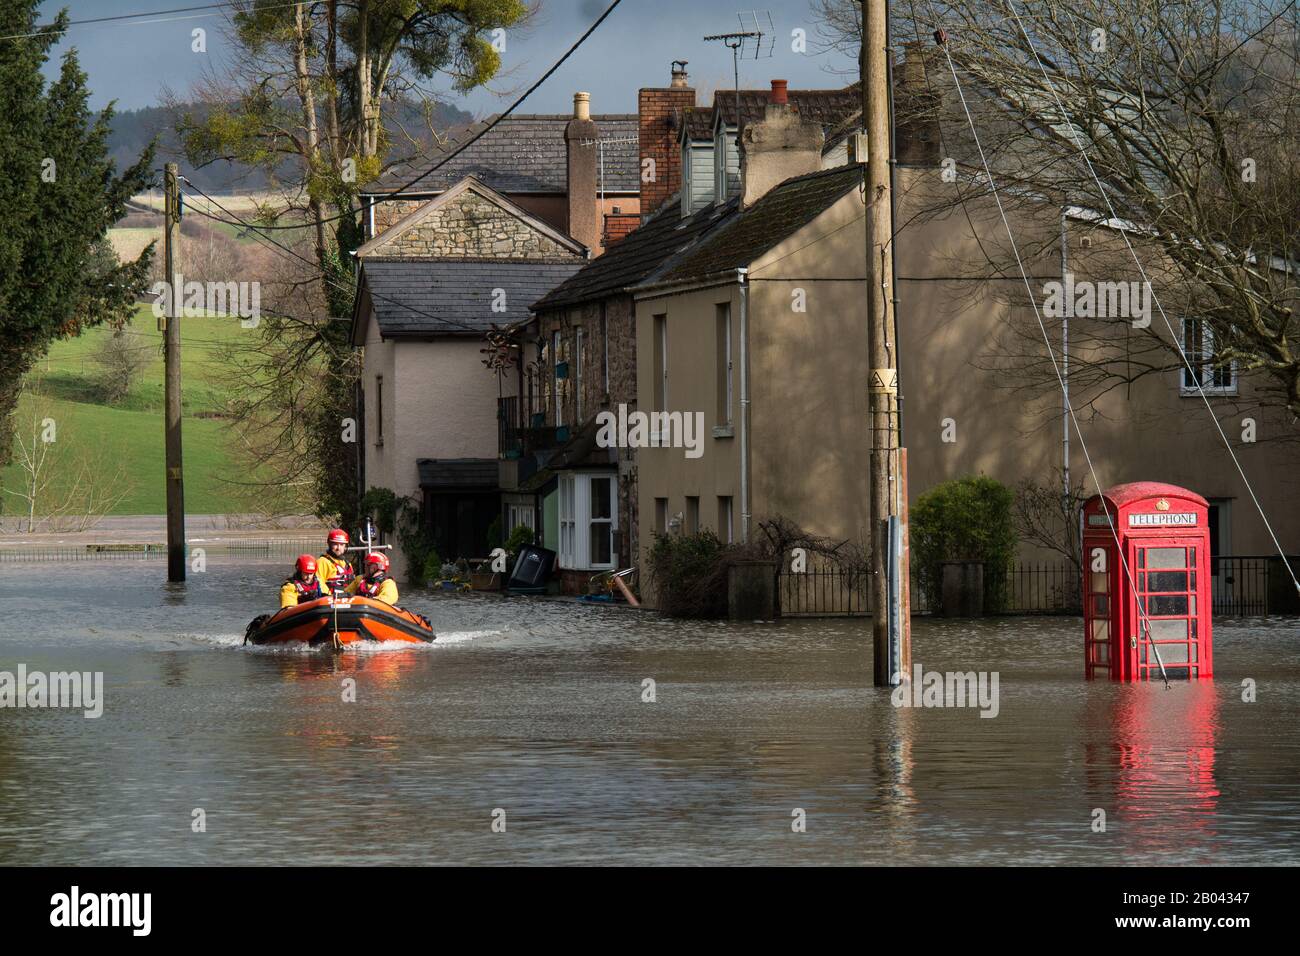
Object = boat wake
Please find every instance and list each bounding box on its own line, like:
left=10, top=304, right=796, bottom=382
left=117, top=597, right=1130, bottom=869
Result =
left=184, top=627, right=504, bottom=650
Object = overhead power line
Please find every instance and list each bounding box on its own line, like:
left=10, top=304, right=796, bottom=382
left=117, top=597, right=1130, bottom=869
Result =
left=193, top=0, right=626, bottom=234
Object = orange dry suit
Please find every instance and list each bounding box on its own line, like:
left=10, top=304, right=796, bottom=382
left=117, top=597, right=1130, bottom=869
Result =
left=358, top=574, right=399, bottom=605
left=279, top=574, right=323, bottom=608
left=315, top=553, right=357, bottom=596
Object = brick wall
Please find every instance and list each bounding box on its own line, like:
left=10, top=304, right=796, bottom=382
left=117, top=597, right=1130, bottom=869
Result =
left=638, top=86, right=695, bottom=217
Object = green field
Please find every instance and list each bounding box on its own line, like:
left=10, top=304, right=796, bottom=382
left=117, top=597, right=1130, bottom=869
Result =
left=2, top=306, right=261, bottom=516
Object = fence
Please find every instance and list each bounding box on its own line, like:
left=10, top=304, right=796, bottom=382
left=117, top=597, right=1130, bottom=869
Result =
left=1211, top=556, right=1271, bottom=616
left=0, top=537, right=324, bottom=565
left=777, top=555, right=1297, bottom=618
left=777, top=558, right=1082, bottom=618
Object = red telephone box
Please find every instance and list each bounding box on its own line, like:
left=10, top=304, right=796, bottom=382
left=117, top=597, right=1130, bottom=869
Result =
left=1081, top=482, right=1213, bottom=681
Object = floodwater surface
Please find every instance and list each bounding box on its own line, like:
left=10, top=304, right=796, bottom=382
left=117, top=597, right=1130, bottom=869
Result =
left=1, top=560, right=1298, bottom=865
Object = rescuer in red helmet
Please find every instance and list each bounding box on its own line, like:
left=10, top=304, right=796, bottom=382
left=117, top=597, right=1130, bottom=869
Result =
left=315, top=528, right=357, bottom=596
left=357, top=551, right=398, bottom=604
left=279, top=554, right=324, bottom=608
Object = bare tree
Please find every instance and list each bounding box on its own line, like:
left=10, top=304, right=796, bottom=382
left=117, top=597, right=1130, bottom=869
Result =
left=830, top=0, right=1300, bottom=430
left=1, top=377, right=133, bottom=532
left=1012, top=468, right=1088, bottom=571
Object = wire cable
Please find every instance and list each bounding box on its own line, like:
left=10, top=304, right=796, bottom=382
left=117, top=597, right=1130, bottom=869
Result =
left=1004, top=0, right=1300, bottom=596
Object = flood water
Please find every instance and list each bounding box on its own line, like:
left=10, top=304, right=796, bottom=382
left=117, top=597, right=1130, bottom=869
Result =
left=1, top=559, right=1298, bottom=866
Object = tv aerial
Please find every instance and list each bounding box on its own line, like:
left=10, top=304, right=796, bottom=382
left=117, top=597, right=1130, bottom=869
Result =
left=703, top=11, right=776, bottom=135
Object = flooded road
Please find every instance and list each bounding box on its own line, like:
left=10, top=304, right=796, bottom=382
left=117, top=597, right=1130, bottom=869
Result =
left=1, top=560, right=1298, bottom=865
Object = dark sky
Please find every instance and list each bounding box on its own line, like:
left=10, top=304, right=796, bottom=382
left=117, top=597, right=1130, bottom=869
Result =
left=33, top=0, right=857, bottom=116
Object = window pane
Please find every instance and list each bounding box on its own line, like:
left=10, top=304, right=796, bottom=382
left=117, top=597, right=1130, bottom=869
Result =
left=591, top=477, right=612, bottom=520
left=1145, top=547, right=1186, bottom=569
left=1150, top=618, right=1187, bottom=640
left=1092, top=594, right=1109, bottom=615
left=1156, top=641, right=1190, bottom=664
left=1148, top=571, right=1188, bottom=592
left=1090, top=572, right=1108, bottom=593
left=1091, top=619, right=1109, bottom=640
left=1149, top=594, right=1188, bottom=616
left=590, top=522, right=611, bottom=565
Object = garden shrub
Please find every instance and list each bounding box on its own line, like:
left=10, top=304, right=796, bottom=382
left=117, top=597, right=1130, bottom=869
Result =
left=911, top=475, right=1017, bottom=612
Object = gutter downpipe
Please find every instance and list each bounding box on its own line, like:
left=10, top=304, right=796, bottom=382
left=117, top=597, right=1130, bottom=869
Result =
left=737, top=267, right=751, bottom=544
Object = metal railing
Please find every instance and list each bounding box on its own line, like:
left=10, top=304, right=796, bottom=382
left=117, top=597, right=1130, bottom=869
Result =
left=0, top=537, right=324, bottom=564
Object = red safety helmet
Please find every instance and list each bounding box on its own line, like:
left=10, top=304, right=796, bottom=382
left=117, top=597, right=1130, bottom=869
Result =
left=327, top=529, right=350, bottom=547
left=364, top=552, right=389, bottom=573
left=295, top=554, right=317, bottom=575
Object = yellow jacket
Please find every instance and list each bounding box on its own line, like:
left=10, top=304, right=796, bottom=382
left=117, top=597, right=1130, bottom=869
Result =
left=315, top=554, right=357, bottom=595
left=359, top=576, right=399, bottom=605
left=280, top=577, right=322, bottom=608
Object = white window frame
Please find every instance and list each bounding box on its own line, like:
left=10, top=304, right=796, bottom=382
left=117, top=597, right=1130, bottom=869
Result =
left=557, top=472, right=618, bottom=571
left=1180, top=317, right=1237, bottom=396
left=506, top=503, right=535, bottom=534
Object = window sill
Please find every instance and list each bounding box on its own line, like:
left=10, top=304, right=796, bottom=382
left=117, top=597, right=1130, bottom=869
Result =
left=712, top=424, right=734, bottom=439
left=1179, top=388, right=1237, bottom=398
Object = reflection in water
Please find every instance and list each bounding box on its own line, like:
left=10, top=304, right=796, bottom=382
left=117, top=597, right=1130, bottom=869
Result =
left=0, top=561, right=1296, bottom=865
left=1112, top=683, right=1221, bottom=854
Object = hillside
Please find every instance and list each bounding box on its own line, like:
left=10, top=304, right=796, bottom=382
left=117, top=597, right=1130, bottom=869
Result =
left=1, top=306, right=280, bottom=518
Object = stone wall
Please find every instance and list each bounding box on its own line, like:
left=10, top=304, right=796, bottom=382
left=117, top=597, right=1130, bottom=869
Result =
left=380, top=190, right=578, bottom=261
left=538, top=293, right=640, bottom=570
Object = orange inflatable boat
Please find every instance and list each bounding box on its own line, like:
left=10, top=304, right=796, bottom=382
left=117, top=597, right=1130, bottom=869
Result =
left=244, top=596, right=436, bottom=648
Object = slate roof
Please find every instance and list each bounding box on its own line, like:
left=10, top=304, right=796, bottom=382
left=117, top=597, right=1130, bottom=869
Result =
left=417, top=458, right=499, bottom=490
left=649, top=164, right=863, bottom=284
left=364, top=114, right=640, bottom=196
left=356, top=258, right=584, bottom=339
left=679, top=106, right=715, bottom=142
left=532, top=194, right=739, bottom=311
left=712, top=88, right=860, bottom=137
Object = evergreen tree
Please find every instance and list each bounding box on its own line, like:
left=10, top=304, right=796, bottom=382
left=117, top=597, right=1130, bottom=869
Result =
left=0, top=2, right=155, bottom=470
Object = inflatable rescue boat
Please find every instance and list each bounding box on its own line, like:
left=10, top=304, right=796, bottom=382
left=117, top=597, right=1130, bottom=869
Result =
left=244, top=595, right=436, bottom=648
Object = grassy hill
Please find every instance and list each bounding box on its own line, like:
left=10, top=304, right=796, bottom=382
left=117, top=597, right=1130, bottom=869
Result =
left=2, top=305, right=264, bottom=516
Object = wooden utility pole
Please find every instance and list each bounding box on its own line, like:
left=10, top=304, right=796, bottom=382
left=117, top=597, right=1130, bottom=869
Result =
left=862, top=0, right=910, bottom=685
left=162, top=163, right=187, bottom=582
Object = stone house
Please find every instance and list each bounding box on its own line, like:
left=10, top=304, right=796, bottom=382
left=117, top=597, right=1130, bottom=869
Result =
left=349, top=176, right=587, bottom=567
left=517, top=72, right=862, bottom=592
left=627, top=72, right=1300, bottom=609
left=360, top=97, right=640, bottom=253
left=349, top=94, right=639, bottom=570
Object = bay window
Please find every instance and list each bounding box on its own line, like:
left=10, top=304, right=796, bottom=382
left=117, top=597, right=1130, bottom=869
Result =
left=557, top=472, right=618, bottom=570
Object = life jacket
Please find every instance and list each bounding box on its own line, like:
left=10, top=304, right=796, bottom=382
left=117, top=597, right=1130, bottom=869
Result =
left=318, top=554, right=356, bottom=592
left=287, top=575, right=322, bottom=602
left=358, top=573, right=386, bottom=598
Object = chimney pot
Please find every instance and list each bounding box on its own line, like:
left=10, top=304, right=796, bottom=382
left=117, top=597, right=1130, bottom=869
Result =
left=770, top=79, right=788, bottom=105
left=573, top=91, right=591, bottom=121
left=671, top=60, right=689, bottom=88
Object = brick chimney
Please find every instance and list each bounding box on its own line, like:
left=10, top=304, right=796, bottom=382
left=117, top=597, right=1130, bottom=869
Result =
left=565, top=91, right=600, bottom=253
left=638, top=61, right=695, bottom=218
left=739, top=80, right=825, bottom=209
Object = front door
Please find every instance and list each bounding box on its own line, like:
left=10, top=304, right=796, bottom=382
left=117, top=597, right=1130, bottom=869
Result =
left=1130, top=540, right=1201, bottom=680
